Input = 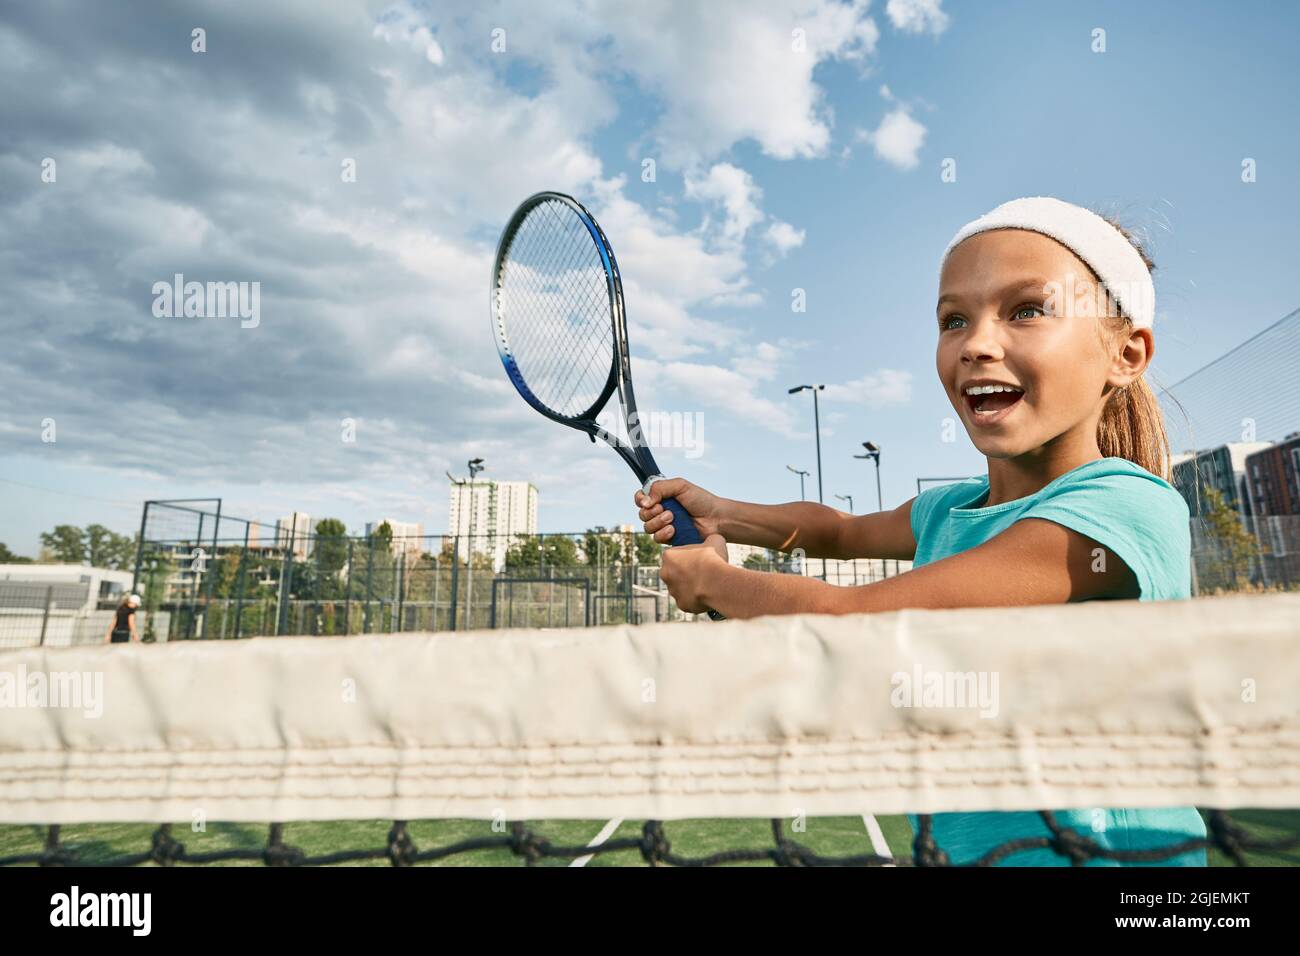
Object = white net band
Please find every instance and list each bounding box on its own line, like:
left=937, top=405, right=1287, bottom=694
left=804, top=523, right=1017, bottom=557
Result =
left=1, top=593, right=1297, bottom=824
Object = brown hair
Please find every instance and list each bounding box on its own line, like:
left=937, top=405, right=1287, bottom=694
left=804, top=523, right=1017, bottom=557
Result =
left=1093, top=219, right=1183, bottom=483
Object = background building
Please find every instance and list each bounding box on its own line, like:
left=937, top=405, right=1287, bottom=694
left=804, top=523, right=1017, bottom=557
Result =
left=275, top=512, right=313, bottom=560
left=0, top=564, right=147, bottom=647
left=365, top=519, right=425, bottom=559
left=1243, top=433, right=1300, bottom=587
left=1170, top=443, right=1272, bottom=518
left=448, top=480, right=538, bottom=571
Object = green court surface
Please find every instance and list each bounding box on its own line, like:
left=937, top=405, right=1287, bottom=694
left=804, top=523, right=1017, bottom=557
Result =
left=2, top=810, right=1295, bottom=867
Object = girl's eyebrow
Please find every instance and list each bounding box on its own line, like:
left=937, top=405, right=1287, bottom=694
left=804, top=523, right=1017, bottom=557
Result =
left=936, top=278, right=1054, bottom=315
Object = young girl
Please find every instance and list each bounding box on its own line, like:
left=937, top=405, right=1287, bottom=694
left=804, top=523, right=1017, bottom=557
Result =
left=633, top=196, right=1205, bottom=866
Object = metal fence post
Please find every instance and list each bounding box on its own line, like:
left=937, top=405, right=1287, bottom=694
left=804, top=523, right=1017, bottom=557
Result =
left=343, top=539, right=354, bottom=636
left=310, top=539, right=320, bottom=637
left=131, top=501, right=150, bottom=595
left=626, top=531, right=633, bottom=624
left=38, top=585, right=53, bottom=646
left=396, top=549, right=406, bottom=633
left=201, top=501, right=221, bottom=639
left=232, top=522, right=250, bottom=639
left=363, top=536, right=374, bottom=633
left=277, top=529, right=296, bottom=637
left=432, top=554, right=440, bottom=632
left=449, top=535, right=460, bottom=631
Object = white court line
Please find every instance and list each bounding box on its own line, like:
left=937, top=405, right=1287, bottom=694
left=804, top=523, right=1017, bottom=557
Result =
left=862, top=814, right=895, bottom=866
left=569, top=817, right=624, bottom=867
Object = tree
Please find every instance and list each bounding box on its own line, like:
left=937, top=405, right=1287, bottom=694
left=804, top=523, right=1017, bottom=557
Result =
left=634, top=532, right=661, bottom=566
left=85, top=524, right=136, bottom=569
left=743, top=551, right=774, bottom=571
left=210, top=550, right=243, bottom=599
left=1199, top=487, right=1262, bottom=591
left=39, top=525, right=86, bottom=564
left=0, top=542, right=33, bottom=563
left=302, top=518, right=351, bottom=601
left=505, top=535, right=580, bottom=569
left=314, top=519, right=349, bottom=575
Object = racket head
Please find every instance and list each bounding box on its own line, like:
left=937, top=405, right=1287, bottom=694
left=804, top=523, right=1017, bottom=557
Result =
left=491, top=192, right=621, bottom=422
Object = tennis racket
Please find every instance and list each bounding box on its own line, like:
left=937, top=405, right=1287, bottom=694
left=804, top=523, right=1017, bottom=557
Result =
left=490, top=191, right=723, bottom=620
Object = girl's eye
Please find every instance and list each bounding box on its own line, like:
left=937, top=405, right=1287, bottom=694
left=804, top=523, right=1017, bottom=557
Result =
left=940, top=314, right=966, bottom=330
left=1012, top=304, right=1045, bottom=320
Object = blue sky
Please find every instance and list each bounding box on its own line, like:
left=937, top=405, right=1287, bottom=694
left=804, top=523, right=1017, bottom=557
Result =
left=2, top=0, right=1298, bottom=554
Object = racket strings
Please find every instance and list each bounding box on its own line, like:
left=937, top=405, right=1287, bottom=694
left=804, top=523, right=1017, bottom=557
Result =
left=509, top=211, right=609, bottom=410
left=509, top=206, right=613, bottom=414
left=497, top=200, right=617, bottom=419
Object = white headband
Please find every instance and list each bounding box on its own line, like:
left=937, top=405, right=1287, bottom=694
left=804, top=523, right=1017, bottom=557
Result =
left=941, top=197, right=1155, bottom=330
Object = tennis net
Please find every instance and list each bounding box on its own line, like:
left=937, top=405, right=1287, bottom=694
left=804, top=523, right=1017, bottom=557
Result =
left=2, top=592, right=1298, bottom=867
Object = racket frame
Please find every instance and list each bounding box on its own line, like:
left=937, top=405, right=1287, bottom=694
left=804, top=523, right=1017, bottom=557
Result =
left=491, top=191, right=662, bottom=486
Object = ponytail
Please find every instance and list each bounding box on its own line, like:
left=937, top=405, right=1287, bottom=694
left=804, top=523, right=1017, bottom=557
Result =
left=1094, top=217, right=1182, bottom=483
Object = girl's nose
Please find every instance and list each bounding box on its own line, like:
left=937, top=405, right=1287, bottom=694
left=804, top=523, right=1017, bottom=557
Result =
left=959, top=315, right=1005, bottom=362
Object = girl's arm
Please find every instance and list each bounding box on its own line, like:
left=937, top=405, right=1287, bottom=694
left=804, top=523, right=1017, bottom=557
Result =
left=637, top=479, right=918, bottom=560
left=663, top=517, right=1140, bottom=619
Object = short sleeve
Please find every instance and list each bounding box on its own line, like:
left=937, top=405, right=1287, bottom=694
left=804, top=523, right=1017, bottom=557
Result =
left=909, top=481, right=972, bottom=547
left=908, top=488, right=939, bottom=545
left=1018, top=472, right=1192, bottom=600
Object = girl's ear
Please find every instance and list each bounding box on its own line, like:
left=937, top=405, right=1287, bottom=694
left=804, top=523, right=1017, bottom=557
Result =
left=1109, top=326, right=1153, bottom=388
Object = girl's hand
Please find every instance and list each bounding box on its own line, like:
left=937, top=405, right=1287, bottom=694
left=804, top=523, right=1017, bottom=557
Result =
left=634, top=478, right=724, bottom=543
left=658, top=534, right=729, bottom=613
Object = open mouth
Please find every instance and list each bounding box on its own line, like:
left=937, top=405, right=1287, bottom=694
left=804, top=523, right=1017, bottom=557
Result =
left=963, top=384, right=1025, bottom=424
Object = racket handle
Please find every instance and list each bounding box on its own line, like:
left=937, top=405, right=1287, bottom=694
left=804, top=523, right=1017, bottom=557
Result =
left=659, top=497, right=702, bottom=544
left=646, top=487, right=726, bottom=621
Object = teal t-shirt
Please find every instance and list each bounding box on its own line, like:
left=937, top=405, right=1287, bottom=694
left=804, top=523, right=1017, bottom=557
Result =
left=904, top=456, right=1206, bottom=866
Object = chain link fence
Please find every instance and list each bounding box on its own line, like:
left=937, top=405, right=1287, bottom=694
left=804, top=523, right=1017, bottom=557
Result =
left=3, top=500, right=1296, bottom=647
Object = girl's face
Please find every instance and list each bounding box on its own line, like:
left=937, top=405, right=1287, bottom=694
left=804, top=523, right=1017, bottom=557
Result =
left=936, top=229, right=1149, bottom=461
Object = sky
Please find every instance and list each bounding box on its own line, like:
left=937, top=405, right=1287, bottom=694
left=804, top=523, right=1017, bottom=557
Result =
left=2, top=0, right=1298, bottom=554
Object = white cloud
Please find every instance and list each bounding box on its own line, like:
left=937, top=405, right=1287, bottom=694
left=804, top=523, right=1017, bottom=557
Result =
left=590, top=181, right=753, bottom=358
left=373, top=7, right=445, bottom=64
left=684, top=163, right=765, bottom=244
left=861, top=107, right=927, bottom=170
left=635, top=342, right=803, bottom=438
left=585, top=0, right=881, bottom=165
left=886, top=0, right=951, bottom=36
left=731, top=341, right=784, bottom=382
left=652, top=363, right=803, bottom=439
left=823, top=369, right=914, bottom=406
left=765, top=220, right=807, bottom=254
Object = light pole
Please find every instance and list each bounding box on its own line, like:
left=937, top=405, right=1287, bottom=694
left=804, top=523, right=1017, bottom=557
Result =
left=854, top=442, right=883, bottom=512
left=789, top=385, right=826, bottom=582
left=834, top=494, right=855, bottom=585
left=466, top=458, right=485, bottom=629
left=785, top=465, right=810, bottom=501
left=854, top=442, right=888, bottom=579
left=787, top=385, right=826, bottom=504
